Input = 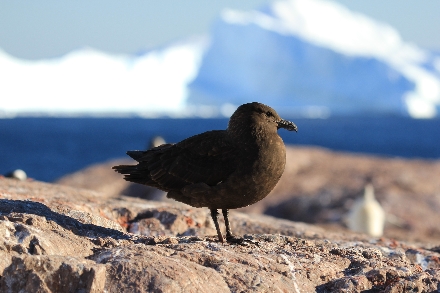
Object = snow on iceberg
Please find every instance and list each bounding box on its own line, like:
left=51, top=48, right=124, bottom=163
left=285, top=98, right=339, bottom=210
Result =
left=188, top=0, right=440, bottom=118
left=0, top=38, right=206, bottom=116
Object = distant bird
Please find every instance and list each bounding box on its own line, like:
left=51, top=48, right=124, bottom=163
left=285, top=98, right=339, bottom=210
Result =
left=347, top=184, right=386, bottom=237
left=113, top=102, right=297, bottom=242
left=5, top=169, right=27, bottom=181
left=148, top=136, right=166, bottom=150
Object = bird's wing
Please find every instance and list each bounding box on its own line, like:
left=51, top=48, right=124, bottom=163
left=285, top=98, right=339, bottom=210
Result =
left=114, top=130, right=239, bottom=191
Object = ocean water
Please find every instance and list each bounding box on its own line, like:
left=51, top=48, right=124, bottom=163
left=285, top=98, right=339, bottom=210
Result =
left=1, top=117, right=439, bottom=182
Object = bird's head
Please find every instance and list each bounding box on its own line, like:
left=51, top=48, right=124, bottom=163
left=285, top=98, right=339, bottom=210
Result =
left=228, top=102, right=298, bottom=134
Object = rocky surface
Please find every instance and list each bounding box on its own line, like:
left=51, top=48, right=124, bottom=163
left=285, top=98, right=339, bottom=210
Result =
left=58, top=145, right=440, bottom=243
left=2, top=174, right=440, bottom=292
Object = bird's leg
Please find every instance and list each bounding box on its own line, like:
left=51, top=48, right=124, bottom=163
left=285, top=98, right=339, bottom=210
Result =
left=222, top=209, right=233, bottom=239
left=210, top=209, right=224, bottom=243
left=222, top=209, right=244, bottom=244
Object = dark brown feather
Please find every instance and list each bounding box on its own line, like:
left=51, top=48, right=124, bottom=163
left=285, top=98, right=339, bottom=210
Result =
left=113, top=130, right=239, bottom=192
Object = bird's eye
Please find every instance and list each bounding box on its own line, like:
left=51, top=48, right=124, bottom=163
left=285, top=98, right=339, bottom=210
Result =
left=266, top=111, right=273, bottom=117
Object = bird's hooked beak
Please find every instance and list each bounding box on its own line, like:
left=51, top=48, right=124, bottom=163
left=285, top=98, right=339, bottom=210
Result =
left=277, top=119, right=298, bottom=132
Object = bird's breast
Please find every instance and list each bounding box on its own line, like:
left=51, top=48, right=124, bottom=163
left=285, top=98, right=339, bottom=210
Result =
left=233, top=135, right=286, bottom=205
left=252, top=137, right=286, bottom=181
left=191, top=132, right=288, bottom=210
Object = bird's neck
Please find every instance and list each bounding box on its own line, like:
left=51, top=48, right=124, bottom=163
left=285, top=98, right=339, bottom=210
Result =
left=228, top=125, right=281, bottom=150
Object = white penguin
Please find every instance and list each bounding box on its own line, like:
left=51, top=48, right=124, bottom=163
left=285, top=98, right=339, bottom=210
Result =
left=149, top=136, right=166, bottom=149
left=347, top=184, right=385, bottom=237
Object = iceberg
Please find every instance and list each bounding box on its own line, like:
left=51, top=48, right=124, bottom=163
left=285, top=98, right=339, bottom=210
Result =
left=0, top=38, right=206, bottom=117
left=1, top=0, right=440, bottom=118
left=189, top=0, right=440, bottom=118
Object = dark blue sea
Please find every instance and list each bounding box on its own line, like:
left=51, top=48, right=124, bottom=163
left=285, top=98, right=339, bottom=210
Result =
left=1, top=117, right=439, bottom=182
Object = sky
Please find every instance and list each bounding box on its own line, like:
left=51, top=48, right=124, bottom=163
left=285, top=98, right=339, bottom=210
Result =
left=1, top=0, right=440, bottom=60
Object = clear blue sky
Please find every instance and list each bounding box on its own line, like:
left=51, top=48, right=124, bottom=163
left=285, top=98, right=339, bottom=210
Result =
left=1, top=0, right=439, bottom=60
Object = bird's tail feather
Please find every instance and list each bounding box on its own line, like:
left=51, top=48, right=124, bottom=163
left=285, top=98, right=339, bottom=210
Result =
left=113, top=144, right=175, bottom=189
left=112, top=164, right=149, bottom=185
left=126, top=150, right=145, bottom=161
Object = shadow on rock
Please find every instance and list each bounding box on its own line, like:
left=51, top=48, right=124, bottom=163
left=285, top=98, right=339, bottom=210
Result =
left=264, top=190, right=356, bottom=225
left=0, top=199, right=128, bottom=240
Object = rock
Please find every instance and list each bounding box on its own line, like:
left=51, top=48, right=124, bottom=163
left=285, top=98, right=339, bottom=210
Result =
left=1, top=178, right=440, bottom=292
left=262, top=146, right=440, bottom=243
left=58, top=146, right=440, bottom=243
left=93, top=244, right=231, bottom=292
left=1, top=255, right=106, bottom=293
